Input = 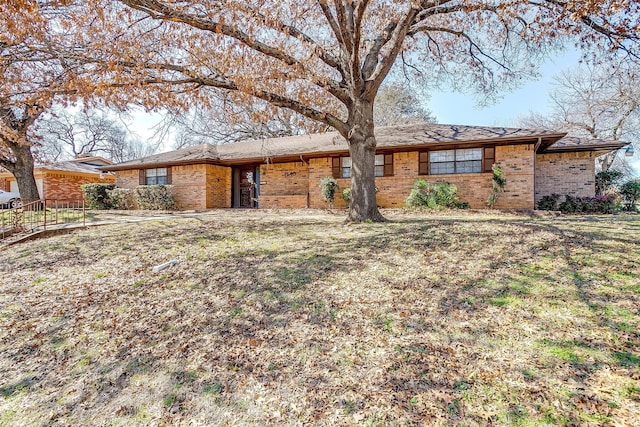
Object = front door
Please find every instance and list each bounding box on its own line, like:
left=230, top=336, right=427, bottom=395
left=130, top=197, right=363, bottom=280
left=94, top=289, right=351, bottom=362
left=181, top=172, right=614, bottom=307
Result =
left=239, top=168, right=255, bottom=208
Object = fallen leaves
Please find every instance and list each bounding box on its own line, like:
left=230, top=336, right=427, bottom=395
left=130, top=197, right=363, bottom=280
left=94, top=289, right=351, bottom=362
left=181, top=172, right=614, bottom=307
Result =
left=0, top=209, right=638, bottom=425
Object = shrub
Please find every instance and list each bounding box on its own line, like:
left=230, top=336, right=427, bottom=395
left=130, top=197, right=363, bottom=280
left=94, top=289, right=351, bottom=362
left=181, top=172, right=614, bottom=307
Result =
left=558, top=193, right=619, bottom=214
left=487, top=164, right=506, bottom=208
left=341, top=187, right=351, bottom=203
left=619, top=179, right=640, bottom=211
left=106, top=188, right=134, bottom=210
left=406, top=179, right=466, bottom=209
left=134, top=185, right=175, bottom=210
left=595, top=169, right=623, bottom=195
left=558, top=195, right=580, bottom=213
left=537, top=194, right=560, bottom=210
left=319, top=177, right=339, bottom=208
left=81, top=183, right=115, bottom=209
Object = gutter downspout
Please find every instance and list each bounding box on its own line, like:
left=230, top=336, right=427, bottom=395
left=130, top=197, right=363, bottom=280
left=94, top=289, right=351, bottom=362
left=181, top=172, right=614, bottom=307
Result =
left=300, top=155, right=310, bottom=208
left=533, top=137, right=542, bottom=209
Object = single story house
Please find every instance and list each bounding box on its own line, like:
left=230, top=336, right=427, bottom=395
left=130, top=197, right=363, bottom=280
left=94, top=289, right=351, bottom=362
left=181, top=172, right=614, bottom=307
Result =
left=100, top=124, right=628, bottom=210
left=0, top=156, right=115, bottom=200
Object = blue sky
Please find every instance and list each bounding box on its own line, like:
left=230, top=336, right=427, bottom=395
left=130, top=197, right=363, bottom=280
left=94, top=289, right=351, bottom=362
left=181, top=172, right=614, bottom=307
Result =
left=426, top=51, right=580, bottom=127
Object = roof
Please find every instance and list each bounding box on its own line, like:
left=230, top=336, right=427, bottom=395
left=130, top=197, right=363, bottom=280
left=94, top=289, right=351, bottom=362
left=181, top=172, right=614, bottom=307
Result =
left=0, top=156, right=111, bottom=177
left=100, top=123, right=628, bottom=171
left=102, top=144, right=220, bottom=170
left=39, top=160, right=107, bottom=175
left=542, top=136, right=628, bottom=153
left=66, top=156, right=113, bottom=167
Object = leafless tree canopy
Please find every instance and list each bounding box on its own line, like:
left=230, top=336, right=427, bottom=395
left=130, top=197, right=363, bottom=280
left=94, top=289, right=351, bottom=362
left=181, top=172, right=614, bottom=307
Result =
left=169, top=83, right=436, bottom=149
left=520, top=59, right=639, bottom=174
left=34, top=108, right=159, bottom=163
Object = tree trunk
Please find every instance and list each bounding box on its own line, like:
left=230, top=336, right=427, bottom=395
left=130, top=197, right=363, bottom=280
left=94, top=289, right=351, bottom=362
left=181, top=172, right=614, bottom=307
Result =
left=5, top=144, right=40, bottom=203
left=346, top=100, right=385, bottom=223
left=598, top=151, right=617, bottom=172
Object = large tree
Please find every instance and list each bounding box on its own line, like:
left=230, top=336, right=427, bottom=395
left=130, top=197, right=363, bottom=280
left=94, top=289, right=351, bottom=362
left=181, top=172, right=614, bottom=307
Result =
left=0, top=1, right=100, bottom=202
left=70, top=1, right=640, bottom=220
left=521, top=60, right=639, bottom=173
left=0, top=1, right=53, bottom=202
left=91, top=0, right=639, bottom=221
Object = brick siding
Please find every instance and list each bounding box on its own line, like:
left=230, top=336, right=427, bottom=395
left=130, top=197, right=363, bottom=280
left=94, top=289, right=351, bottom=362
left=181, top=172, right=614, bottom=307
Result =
left=535, top=151, right=597, bottom=205
left=305, top=145, right=534, bottom=209
left=206, top=165, right=232, bottom=208
left=110, top=144, right=590, bottom=211
left=259, top=161, right=310, bottom=208
left=0, top=172, right=113, bottom=200
left=115, top=170, right=139, bottom=189
left=43, top=172, right=115, bottom=201
left=494, top=144, right=535, bottom=210
left=116, top=165, right=232, bottom=210
left=170, top=165, right=208, bottom=210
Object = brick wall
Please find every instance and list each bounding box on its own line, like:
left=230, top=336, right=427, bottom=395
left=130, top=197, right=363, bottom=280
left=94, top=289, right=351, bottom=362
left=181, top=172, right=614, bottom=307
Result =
left=110, top=144, right=540, bottom=211
left=306, top=147, right=533, bottom=209
left=115, top=164, right=232, bottom=210
left=307, top=157, right=349, bottom=208
left=259, top=161, right=310, bottom=208
left=494, top=144, right=535, bottom=210
left=535, top=151, right=596, bottom=205
left=115, top=170, right=139, bottom=189
left=170, top=165, right=208, bottom=210
left=206, top=165, right=232, bottom=208
left=44, top=172, right=115, bottom=201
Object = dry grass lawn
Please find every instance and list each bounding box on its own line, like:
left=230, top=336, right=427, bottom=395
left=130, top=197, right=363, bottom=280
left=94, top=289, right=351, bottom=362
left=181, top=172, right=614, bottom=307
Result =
left=0, top=209, right=639, bottom=426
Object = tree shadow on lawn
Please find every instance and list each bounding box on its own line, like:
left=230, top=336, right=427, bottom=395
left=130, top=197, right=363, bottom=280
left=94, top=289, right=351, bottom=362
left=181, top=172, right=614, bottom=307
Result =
left=1, top=215, right=639, bottom=424
left=379, top=216, right=640, bottom=424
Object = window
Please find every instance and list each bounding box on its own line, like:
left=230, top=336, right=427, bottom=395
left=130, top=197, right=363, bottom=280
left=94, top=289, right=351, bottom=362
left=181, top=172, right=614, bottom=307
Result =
left=332, top=154, right=393, bottom=178
left=341, top=157, right=352, bottom=178
left=420, top=147, right=494, bottom=175
left=141, top=167, right=171, bottom=185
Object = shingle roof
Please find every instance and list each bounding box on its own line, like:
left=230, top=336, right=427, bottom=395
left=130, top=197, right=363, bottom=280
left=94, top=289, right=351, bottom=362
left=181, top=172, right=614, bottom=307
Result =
left=100, top=123, right=628, bottom=171
left=542, top=136, right=628, bottom=152
left=103, top=144, right=219, bottom=170
left=40, top=161, right=106, bottom=174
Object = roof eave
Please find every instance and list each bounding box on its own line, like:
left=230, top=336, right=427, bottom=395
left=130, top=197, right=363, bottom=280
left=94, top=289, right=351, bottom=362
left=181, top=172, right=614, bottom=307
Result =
left=540, top=142, right=628, bottom=154
left=103, top=134, right=565, bottom=171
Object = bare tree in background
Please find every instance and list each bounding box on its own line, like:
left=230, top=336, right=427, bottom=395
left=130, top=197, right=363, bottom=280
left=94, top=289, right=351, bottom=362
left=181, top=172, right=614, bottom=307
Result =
left=520, top=60, right=639, bottom=174
left=374, top=83, right=436, bottom=127
left=168, top=92, right=328, bottom=149
left=170, top=84, right=436, bottom=149
left=34, top=108, right=159, bottom=163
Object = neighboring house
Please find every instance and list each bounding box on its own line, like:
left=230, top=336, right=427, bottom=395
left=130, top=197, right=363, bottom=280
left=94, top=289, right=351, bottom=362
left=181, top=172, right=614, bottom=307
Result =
left=0, top=156, right=115, bottom=201
left=100, top=124, right=628, bottom=210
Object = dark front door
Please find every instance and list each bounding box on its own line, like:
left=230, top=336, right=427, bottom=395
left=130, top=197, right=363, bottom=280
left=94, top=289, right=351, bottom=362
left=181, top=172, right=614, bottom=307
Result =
left=239, top=168, right=255, bottom=208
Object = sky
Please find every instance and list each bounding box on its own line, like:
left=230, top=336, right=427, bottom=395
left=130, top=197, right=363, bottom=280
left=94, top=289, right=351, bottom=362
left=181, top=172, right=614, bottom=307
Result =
left=427, top=50, right=582, bottom=127
left=126, top=48, right=639, bottom=175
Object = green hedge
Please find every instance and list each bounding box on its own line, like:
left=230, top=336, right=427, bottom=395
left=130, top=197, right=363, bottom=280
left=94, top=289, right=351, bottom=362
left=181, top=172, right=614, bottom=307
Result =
left=134, top=185, right=175, bottom=210
left=106, top=188, right=134, bottom=210
left=81, top=183, right=115, bottom=209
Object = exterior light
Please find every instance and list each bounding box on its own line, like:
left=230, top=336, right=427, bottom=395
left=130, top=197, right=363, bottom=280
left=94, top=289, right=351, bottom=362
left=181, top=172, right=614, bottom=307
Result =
left=625, top=145, right=634, bottom=157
